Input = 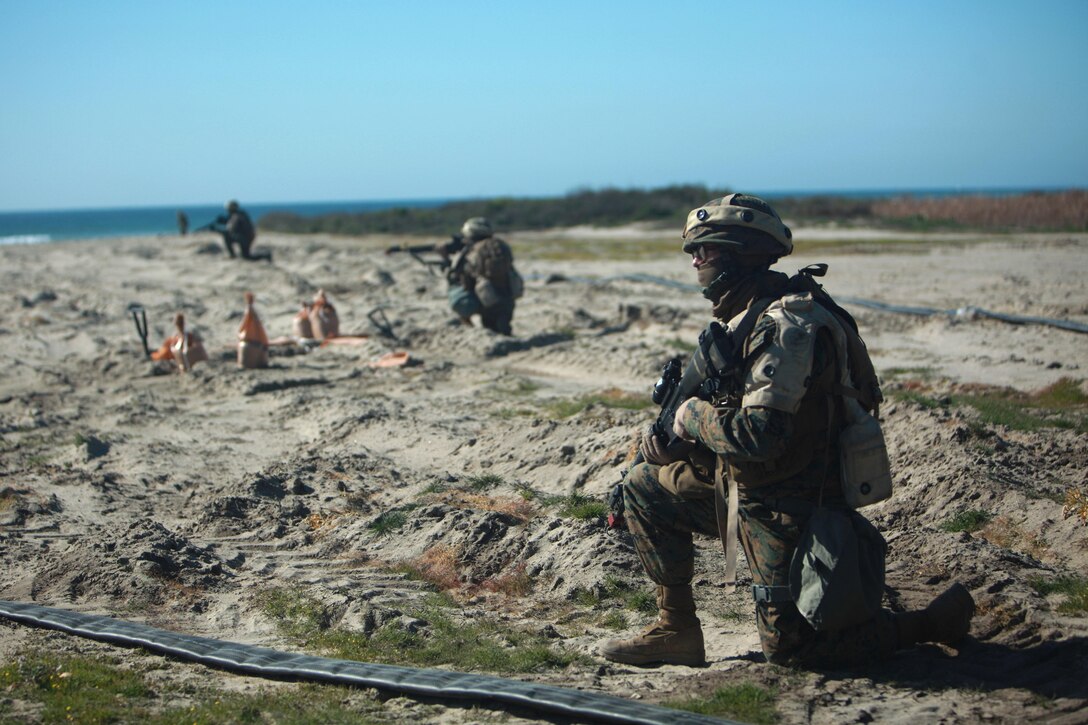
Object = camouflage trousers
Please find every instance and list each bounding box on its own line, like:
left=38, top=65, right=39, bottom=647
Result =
left=480, top=297, right=514, bottom=336
left=623, top=461, right=898, bottom=667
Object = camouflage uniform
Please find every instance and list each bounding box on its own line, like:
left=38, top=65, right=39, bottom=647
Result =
left=441, top=224, right=516, bottom=335
left=607, top=194, right=972, bottom=669
left=225, top=208, right=256, bottom=260
left=622, top=270, right=898, bottom=667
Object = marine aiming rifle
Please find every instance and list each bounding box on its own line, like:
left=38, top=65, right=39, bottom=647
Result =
left=384, top=234, right=463, bottom=275
left=607, top=315, right=757, bottom=529
left=192, top=215, right=227, bottom=234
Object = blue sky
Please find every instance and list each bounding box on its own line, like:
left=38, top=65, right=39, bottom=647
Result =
left=1, top=0, right=1086, bottom=211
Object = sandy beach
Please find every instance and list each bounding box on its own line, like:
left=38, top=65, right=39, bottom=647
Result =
left=1, top=228, right=1087, bottom=723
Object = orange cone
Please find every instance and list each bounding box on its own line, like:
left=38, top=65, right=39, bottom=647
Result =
left=309, top=289, right=339, bottom=340
left=238, top=292, right=269, bottom=369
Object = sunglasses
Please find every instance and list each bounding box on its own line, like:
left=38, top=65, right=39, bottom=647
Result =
left=691, top=244, right=722, bottom=262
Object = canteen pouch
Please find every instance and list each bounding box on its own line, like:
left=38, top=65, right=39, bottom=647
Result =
left=840, top=400, right=893, bottom=509
left=448, top=283, right=481, bottom=318
left=476, top=278, right=501, bottom=308
left=789, top=507, right=886, bottom=631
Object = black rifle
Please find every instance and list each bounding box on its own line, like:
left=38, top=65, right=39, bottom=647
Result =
left=607, top=318, right=751, bottom=529
left=193, top=214, right=228, bottom=234
left=385, top=234, right=462, bottom=275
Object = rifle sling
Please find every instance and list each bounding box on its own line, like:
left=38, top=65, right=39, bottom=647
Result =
left=711, top=296, right=776, bottom=589
left=715, top=457, right=739, bottom=588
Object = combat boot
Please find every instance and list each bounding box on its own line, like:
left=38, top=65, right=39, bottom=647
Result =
left=895, top=582, right=976, bottom=648
left=599, top=585, right=706, bottom=666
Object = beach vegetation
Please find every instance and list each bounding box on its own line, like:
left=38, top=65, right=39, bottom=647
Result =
left=464, top=472, right=504, bottom=491
left=260, top=186, right=1088, bottom=237
left=544, top=387, right=651, bottom=418
left=939, top=510, right=992, bottom=533
left=1029, top=574, right=1088, bottom=615
left=367, top=506, right=415, bottom=537
left=952, top=378, right=1087, bottom=433
left=478, top=563, right=534, bottom=597
left=664, top=683, right=780, bottom=724
left=978, top=516, right=1049, bottom=560
left=573, top=576, right=656, bottom=614
left=261, top=587, right=584, bottom=672
left=1064, top=487, right=1088, bottom=526
left=555, top=492, right=607, bottom=521
left=889, top=379, right=1088, bottom=433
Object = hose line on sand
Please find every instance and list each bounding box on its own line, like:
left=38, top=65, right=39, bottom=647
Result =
left=552, top=273, right=1088, bottom=334
left=0, top=600, right=735, bottom=725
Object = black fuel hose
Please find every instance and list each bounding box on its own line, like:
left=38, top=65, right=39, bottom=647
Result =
left=0, top=600, right=736, bottom=725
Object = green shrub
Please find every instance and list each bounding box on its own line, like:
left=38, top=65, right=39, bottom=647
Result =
left=557, top=492, right=606, bottom=520
left=368, top=508, right=410, bottom=537
left=939, top=510, right=992, bottom=533
left=1029, top=575, right=1088, bottom=615
left=261, top=589, right=586, bottom=672
left=465, top=473, right=504, bottom=491
left=665, top=683, right=779, bottom=723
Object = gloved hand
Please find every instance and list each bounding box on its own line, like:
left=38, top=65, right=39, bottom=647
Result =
left=639, top=425, right=672, bottom=465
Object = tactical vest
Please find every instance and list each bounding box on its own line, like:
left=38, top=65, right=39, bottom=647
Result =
left=722, top=267, right=890, bottom=508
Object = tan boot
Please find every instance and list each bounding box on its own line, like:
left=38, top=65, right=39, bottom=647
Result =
left=599, top=585, right=706, bottom=666
left=896, top=582, right=976, bottom=648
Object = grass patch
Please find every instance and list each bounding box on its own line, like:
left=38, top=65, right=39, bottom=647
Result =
left=1029, top=575, right=1088, bottom=615
left=665, top=683, right=779, bottom=724
left=496, top=377, right=541, bottom=396
left=0, top=651, right=150, bottom=723
left=464, top=473, right=504, bottom=491
left=978, top=515, right=1049, bottom=560
left=956, top=378, right=1088, bottom=433
left=600, top=611, right=628, bottom=630
left=261, top=587, right=585, bottom=673
left=881, top=366, right=935, bottom=380
left=939, top=509, right=992, bottom=533
left=544, top=387, right=652, bottom=418
left=573, top=576, right=656, bottom=614
left=0, top=650, right=392, bottom=724
left=367, top=506, right=416, bottom=537
left=494, top=406, right=537, bottom=419
left=556, top=492, right=607, bottom=521
left=421, top=480, right=449, bottom=495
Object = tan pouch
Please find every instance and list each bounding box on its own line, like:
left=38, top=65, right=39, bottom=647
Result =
left=840, top=399, right=892, bottom=508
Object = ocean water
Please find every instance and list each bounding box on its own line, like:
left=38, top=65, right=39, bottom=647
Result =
left=0, top=199, right=447, bottom=245
left=0, top=188, right=1052, bottom=246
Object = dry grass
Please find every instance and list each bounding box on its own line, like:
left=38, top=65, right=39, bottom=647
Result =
left=403, top=545, right=463, bottom=591
left=979, top=516, right=1050, bottom=560
left=479, top=563, right=534, bottom=597
left=428, top=489, right=538, bottom=521
left=1064, top=487, right=1088, bottom=526
left=872, top=190, right=1088, bottom=231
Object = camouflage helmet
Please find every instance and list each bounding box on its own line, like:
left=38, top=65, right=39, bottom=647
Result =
left=225, top=199, right=240, bottom=212
left=681, top=193, right=792, bottom=258
left=461, top=217, right=493, bottom=241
